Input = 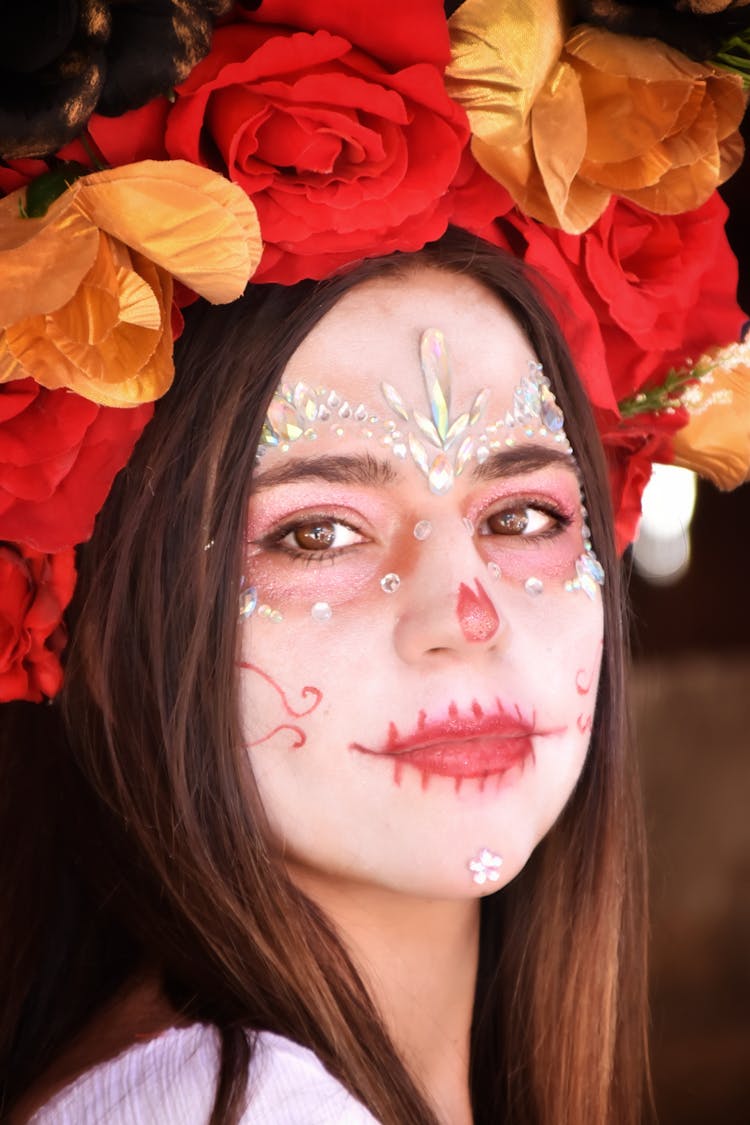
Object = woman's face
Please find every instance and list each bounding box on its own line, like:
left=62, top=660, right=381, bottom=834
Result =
left=239, top=270, right=604, bottom=897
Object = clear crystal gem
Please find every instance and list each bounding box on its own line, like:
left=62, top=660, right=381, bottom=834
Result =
left=380, top=572, right=401, bottom=594
left=524, top=577, right=544, bottom=597
left=413, top=520, right=432, bottom=540
left=311, top=601, right=333, bottom=622
left=428, top=453, right=454, bottom=495
left=238, top=586, right=257, bottom=619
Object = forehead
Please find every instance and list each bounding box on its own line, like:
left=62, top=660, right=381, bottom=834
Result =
left=282, top=269, right=536, bottom=406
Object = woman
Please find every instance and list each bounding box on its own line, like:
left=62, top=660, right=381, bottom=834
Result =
left=0, top=231, right=648, bottom=1124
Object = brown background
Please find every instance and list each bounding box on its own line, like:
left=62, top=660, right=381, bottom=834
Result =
left=627, top=118, right=750, bottom=1124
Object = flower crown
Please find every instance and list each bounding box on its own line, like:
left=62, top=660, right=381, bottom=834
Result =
left=2, top=0, right=749, bottom=703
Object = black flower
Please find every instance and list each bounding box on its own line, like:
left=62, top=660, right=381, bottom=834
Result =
left=573, top=0, right=750, bottom=61
left=0, top=0, right=237, bottom=159
left=0, top=0, right=110, bottom=159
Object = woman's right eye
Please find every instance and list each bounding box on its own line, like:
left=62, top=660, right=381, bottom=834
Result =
left=274, top=518, right=366, bottom=555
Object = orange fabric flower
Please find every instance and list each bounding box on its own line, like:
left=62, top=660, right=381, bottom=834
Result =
left=672, top=344, right=750, bottom=488
left=0, top=160, right=261, bottom=406
left=446, top=0, right=746, bottom=233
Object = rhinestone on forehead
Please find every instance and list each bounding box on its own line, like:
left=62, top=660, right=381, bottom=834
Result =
left=381, top=327, right=491, bottom=495
left=257, top=337, right=573, bottom=486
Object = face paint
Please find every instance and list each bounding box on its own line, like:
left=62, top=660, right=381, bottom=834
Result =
left=238, top=661, right=323, bottom=749
left=456, top=579, right=501, bottom=643
left=257, top=327, right=604, bottom=601
left=348, top=697, right=547, bottom=792
left=240, top=270, right=606, bottom=900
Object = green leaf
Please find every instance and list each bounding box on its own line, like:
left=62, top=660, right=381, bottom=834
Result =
left=23, top=162, right=90, bottom=219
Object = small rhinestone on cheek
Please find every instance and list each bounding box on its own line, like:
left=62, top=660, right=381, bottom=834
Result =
left=524, top=577, right=544, bottom=597
left=487, top=561, right=501, bottom=580
left=380, top=573, right=401, bottom=594
left=311, top=602, right=333, bottom=622
left=462, top=517, right=474, bottom=535
left=413, top=520, right=432, bottom=540
left=238, top=585, right=258, bottom=619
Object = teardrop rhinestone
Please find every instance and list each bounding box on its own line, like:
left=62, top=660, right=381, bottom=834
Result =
left=266, top=399, right=304, bottom=442
left=428, top=453, right=454, bottom=495
left=238, top=586, right=257, bottom=619
left=455, top=435, right=474, bottom=475
left=381, top=381, right=410, bottom=421
left=408, top=433, right=429, bottom=475
left=540, top=389, right=565, bottom=433
left=419, top=328, right=451, bottom=438
left=469, top=387, right=490, bottom=424
left=414, top=409, right=441, bottom=447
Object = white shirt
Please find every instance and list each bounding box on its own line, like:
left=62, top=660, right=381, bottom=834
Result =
left=29, top=1025, right=380, bottom=1124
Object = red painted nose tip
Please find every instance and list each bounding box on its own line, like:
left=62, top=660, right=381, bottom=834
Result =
left=456, top=579, right=500, bottom=643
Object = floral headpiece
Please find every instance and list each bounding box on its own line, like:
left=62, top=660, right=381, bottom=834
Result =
left=2, top=0, right=749, bottom=702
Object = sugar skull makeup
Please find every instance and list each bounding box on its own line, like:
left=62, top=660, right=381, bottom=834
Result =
left=238, top=269, right=604, bottom=900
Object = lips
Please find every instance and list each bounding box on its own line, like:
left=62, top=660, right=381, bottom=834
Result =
left=350, top=699, right=549, bottom=790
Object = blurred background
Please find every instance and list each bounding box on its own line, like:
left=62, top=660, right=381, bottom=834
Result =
left=628, top=115, right=750, bottom=1125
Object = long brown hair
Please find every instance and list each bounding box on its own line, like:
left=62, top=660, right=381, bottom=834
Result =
left=0, top=230, right=649, bottom=1124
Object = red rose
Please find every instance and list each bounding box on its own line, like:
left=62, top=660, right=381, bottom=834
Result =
left=604, top=416, right=686, bottom=555
left=495, top=209, right=618, bottom=419
left=0, top=543, right=76, bottom=703
left=159, top=8, right=471, bottom=282
left=550, top=193, right=746, bottom=399
left=0, top=158, right=47, bottom=197
left=0, top=379, right=152, bottom=552
left=489, top=207, right=686, bottom=552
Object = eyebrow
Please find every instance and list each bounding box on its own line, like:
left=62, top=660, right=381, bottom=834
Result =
left=470, top=445, right=579, bottom=481
left=252, top=446, right=578, bottom=491
left=252, top=452, right=400, bottom=490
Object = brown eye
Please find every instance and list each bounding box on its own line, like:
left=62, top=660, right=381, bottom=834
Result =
left=480, top=506, right=563, bottom=538
left=292, top=521, right=337, bottom=550
left=487, top=509, right=529, bottom=535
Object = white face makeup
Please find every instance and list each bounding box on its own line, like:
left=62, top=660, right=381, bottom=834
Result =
left=238, top=270, right=605, bottom=899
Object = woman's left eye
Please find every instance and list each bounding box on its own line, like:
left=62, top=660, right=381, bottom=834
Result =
left=479, top=504, right=568, bottom=538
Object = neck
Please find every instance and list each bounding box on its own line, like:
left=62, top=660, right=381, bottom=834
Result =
left=288, top=865, right=479, bottom=1125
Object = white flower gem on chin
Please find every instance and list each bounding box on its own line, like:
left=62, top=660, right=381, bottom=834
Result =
left=468, top=848, right=504, bottom=886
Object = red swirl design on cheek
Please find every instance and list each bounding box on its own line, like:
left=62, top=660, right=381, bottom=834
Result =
left=456, top=579, right=500, bottom=643
left=238, top=661, right=322, bottom=749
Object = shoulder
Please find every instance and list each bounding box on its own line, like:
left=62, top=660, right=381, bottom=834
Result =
left=27, top=1025, right=379, bottom=1125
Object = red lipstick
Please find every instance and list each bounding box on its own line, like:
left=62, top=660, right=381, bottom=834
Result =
left=351, top=700, right=547, bottom=792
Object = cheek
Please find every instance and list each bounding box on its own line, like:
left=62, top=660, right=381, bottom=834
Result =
left=243, top=533, right=423, bottom=617
left=478, top=532, right=584, bottom=587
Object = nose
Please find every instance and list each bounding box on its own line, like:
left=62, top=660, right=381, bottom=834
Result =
left=392, top=527, right=509, bottom=664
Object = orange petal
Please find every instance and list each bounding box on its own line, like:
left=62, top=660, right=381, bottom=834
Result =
left=0, top=185, right=99, bottom=325
left=672, top=354, right=750, bottom=489
left=446, top=0, right=565, bottom=150
left=77, top=160, right=262, bottom=302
